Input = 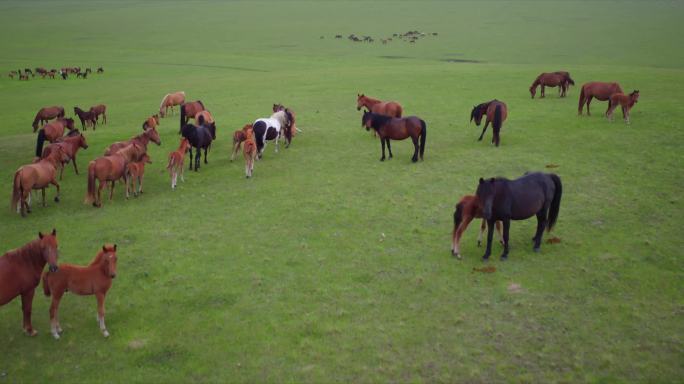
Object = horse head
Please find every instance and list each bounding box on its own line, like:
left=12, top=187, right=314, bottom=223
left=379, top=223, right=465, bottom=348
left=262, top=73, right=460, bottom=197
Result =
left=145, top=127, right=161, bottom=145
left=631, top=90, right=640, bottom=103
left=361, top=111, right=373, bottom=130
left=140, top=153, right=152, bottom=164
left=470, top=104, right=485, bottom=125
left=100, top=244, right=117, bottom=279
left=64, top=118, right=75, bottom=130
left=39, top=229, right=59, bottom=272
left=273, top=103, right=285, bottom=113
left=529, top=84, right=537, bottom=98
left=78, top=132, right=89, bottom=149
left=476, top=178, right=497, bottom=220
left=356, top=94, right=365, bottom=111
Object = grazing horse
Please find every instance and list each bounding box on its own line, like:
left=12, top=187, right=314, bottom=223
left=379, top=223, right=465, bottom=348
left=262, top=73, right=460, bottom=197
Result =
left=167, top=138, right=191, bottom=189
left=451, top=195, right=503, bottom=259
left=12, top=148, right=69, bottom=216
left=142, top=114, right=160, bottom=130
left=104, top=126, right=161, bottom=155
left=125, top=153, right=151, bottom=197
left=0, top=230, right=59, bottom=336
left=356, top=94, right=403, bottom=117
left=85, top=143, right=146, bottom=207
left=361, top=111, right=427, bottom=162
left=243, top=127, right=257, bottom=178
left=159, top=91, right=185, bottom=117
left=476, top=172, right=562, bottom=260
left=32, top=106, right=65, bottom=132
left=42, top=244, right=117, bottom=339
left=74, top=106, right=97, bottom=130
left=179, top=100, right=205, bottom=129
left=530, top=72, right=571, bottom=98
left=252, top=110, right=292, bottom=158
left=554, top=71, right=575, bottom=92
left=35, top=118, right=75, bottom=157
left=180, top=122, right=216, bottom=171
left=42, top=130, right=89, bottom=179
left=230, top=124, right=252, bottom=161
left=97, top=67, right=104, bottom=74
left=470, top=100, right=507, bottom=147
left=194, top=110, right=216, bottom=131
left=578, top=82, right=623, bottom=116
left=89, top=104, right=107, bottom=125
left=606, top=90, right=639, bottom=124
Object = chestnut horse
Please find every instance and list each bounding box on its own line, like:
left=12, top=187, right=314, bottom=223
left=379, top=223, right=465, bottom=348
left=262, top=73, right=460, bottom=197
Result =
left=195, top=110, right=216, bottom=131
left=451, top=195, right=503, bottom=259
left=578, top=82, right=623, bottom=115
left=230, top=124, right=252, bottom=161
left=104, top=125, right=161, bottom=155
left=0, top=230, right=59, bottom=336
left=13, top=147, right=69, bottom=216
left=125, top=153, right=151, bottom=197
left=356, top=94, right=403, bottom=117
left=530, top=72, right=571, bottom=98
left=167, top=138, right=191, bottom=189
left=606, top=90, right=639, bottom=124
left=35, top=117, right=75, bottom=157
left=32, top=106, right=65, bottom=132
left=159, top=91, right=185, bottom=117
left=361, top=111, right=426, bottom=162
left=42, top=130, right=89, bottom=179
left=243, top=127, right=257, bottom=178
left=74, top=106, right=97, bottom=130
left=179, top=100, right=205, bottom=129
left=470, top=100, right=507, bottom=147
left=142, top=114, right=160, bottom=130
left=89, top=104, right=107, bottom=125
left=42, top=244, right=117, bottom=339
left=85, top=143, right=146, bottom=207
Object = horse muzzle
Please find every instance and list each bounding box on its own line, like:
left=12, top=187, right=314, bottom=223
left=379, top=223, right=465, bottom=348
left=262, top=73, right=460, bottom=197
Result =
left=49, top=265, right=58, bottom=273
left=356, top=106, right=361, bottom=111
left=110, top=273, right=117, bottom=279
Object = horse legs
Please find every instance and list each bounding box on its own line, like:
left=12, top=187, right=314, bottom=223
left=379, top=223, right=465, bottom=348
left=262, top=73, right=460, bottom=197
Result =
left=380, top=138, right=386, bottom=161
left=95, top=180, right=105, bottom=207
left=500, top=219, right=511, bottom=260
left=230, top=142, right=239, bottom=161
left=21, top=289, right=37, bottom=336
left=623, top=106, right=630, bottom=124
left=482, top=219, right=495, bottom=261
left=410, top=137, right=419, bottom=163
left=386, top=139, right=393, bottom=159
left=103, top=113, right=107, bottom=125
left=138, top=175, right=143, bottom=195
left=49, top=291, right=65, bottom=339
left=478, top=121, right=490, bottom=141
left=188, top=148, right=194, bottom=170
left=532, top=210, right=548, bottom=251
left=41, top=188, right=46, bottom=207
left=204, top=147, right=208, bottom=164
left=50, top=179, right=60, bottom=202
left=540, top=84, right=545, bottom=98
left=72, top=154, right=79, bottom=175
left=586, top=96, right=593, bottom=116
left=96, top=293, right=109, bottom=338
left=195, top=148, right=200, bottom=171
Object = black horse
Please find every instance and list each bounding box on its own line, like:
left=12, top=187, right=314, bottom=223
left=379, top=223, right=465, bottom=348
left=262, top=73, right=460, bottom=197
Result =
left=180, top=122, right=216, bottom=171
left=476, top=172, right=562, bottom=260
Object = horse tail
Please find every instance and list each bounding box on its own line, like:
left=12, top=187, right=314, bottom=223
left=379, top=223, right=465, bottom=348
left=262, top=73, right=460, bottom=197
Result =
left=419, top=119, right=427, bottom=159
left=547, top=174, right=562, bottom=232
left=84, top=161, right=96, bottom=204
left=36, top=129, right=46, bottom=157
left=42, top=271, right=51, bottom=296
left=167, top=153, right=175, bottom=171
left=493, top=105, right=502, bottom=146
left=32, top=114, right=40, bottom=132
left=11, top=169, right=22, bottom=212
left=197, top=100, right=205, bottom=110
left=578, top=86, right=586, bottom=114
left=180, top=104, right=186, bottom=131
left=197, top=114, right=205, bottom=126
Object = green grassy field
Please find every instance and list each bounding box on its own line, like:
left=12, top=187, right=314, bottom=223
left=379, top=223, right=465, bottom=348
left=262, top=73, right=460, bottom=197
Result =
left=1, top=1, right=683, bottom=382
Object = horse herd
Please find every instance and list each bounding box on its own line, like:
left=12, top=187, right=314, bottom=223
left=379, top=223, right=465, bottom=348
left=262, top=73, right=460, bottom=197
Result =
left=8, top=66, right=104, bottom=81
left=1, top=69, right=638, bottom=339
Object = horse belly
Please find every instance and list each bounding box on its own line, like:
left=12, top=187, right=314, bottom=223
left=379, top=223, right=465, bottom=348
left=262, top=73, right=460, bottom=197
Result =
left=265, top=127, right=279, bottom=141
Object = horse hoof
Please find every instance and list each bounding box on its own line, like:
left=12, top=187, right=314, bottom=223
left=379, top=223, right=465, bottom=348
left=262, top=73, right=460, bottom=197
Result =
left=533, top=247, right=540, bottom=253
left=54, top=197, right=59, bottom=202
left=452, top=252, right=462, bottom=260
left=481, top=255, right=490, bottom=262
left=52, top=333, right=60, bottom=340
left=25, top=329, right=37, bottom=337
left=500, top=255, right=508, bottom=261
left=103, top=330, right=110, bottom=338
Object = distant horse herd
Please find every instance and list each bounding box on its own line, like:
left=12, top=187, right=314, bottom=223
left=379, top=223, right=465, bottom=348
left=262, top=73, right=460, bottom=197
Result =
left=1, top=67, right=639, bottom=339
left=8, top=67, right=104, bottom=81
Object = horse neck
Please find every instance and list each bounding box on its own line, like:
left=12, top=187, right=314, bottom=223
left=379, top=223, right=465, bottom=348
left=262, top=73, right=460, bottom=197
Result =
left=88, top=251, right=105, bottom=267
left=362, top=96, right=380, bottom=107
left=531, top=77, right=541, bottom=87
left=6, top=240, right=45, bottom=272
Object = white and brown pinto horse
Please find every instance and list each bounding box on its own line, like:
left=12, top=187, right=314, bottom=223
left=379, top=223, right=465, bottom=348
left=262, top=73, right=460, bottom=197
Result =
left=252, top=110, right=293, bottom=159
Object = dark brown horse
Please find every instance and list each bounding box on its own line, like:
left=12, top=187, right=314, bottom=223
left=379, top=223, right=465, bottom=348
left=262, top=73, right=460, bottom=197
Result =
left=451, top=195, right=503, bottom=259
left=361, top=112, right=426, bottom=162
left=0, top=230, right=59, bottom=336
left=13, top=147, right=69, bottom=216
left=530, top=72, right=573, bottom=98
left=89, top=104, right=107, bottom=125
left=74, top=106, right=97, bottom=130
left=179, top=100, right=205, bottom=130
left=606, top=90, right=639, bottom=124
left=104, top=125, right=161, bottom=156
left=42, top=130, right=89, bottom=179
left=470, top=100, right=507, bottom=146
left=85, top=143, right=146, bottom=207
left=578, top=82, right=623, bottom=115
left=356, top=94, right=403, bottom=117
left=32, top=106, right=65, bottom=132
left=35, top=117, right=75, bottom=157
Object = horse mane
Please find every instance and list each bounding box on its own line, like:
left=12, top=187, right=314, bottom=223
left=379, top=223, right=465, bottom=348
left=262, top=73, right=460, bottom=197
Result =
left=3, top=238, right=42, bottom=264
left=89, top=244, right=115, bottom=266
left=196, top=100, right=205, bottom=110
left=470, top=102, right=489, bottom=121
left=160, top=94, right=170, bottom=109
left=367, top=113, right=392, bottom=130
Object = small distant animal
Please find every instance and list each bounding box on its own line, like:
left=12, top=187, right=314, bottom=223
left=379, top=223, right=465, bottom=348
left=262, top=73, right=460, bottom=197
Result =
left=451, top=195, right=503, bottom=259
left=167, top=138, right=191, bottom=189
left=335, top=35, right=342, bottom=39
left=60, top=71, right=68, bottom=80
left=85, top=144, right=146, bottom=207
left=85, top=68, right=92, bottom=74
left=76, top=72, right=88, bottom=79
left=361, top=111, right=427, bottom=163
left=32, top=106, right=65, bottom=132
left=12, top=147, right=69, bottom=216
left=74, top=106, right=97, bottom=130
left=243, top=127, right=257, bottom=178
left=19, top=73, right=29, bottom=81
left=97, top=67, right=104, bottom=73
left=230, top=124, right=252, bottom=161
left=125, top=153, right=152, bottom=197
left=42, top=244, right=118, bottom=339
left=530, top=72, right=574, bottom=98
left=470, top=100, right=507, bottom=147
left=606, top=90, right=639, bottom=124
left=578, top=82, right=623, bottom=116
left=89, top=104, right=107, bottom=125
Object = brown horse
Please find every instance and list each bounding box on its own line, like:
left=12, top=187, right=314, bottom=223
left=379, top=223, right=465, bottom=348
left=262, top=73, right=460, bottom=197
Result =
left=578, top=82, right=623, bottom=115
left=42, top=244, right=117, bottom=339
left=104, top=126, right=161, bottom=156
left=0, top=230, right=59, bottom=336
left=606, top=90, right=639, bottom=124
left=159, top=91, right=185, bottom=117
left=180, top=100, right=205, bottom=130
left=273, top=104, right=300, bottom=136
left=125, top=153, right=151, bottom=197
left=35, top=117, right=75, bottom=157
left=42, top=130, right=89, bottom=179
left=89, top=104, right=107, bottom=125
left=85, top=143, right=146, bottom=207
left=167, top=138, right=191, bottom=189
left=230, top=124, right=252, bottom=161
left=356, top=94, right=403, bottom=117
left=361, top=111, right=426, bottom=162
left=142, top=114, right=160, bottom=130
left=12, top=147, right=69, bottom=216
left=195, top=110, right=216, bottom=131
left=32, top=106, right=65, bottom=132
left=530, top=72, right=571, bottom=98
left=451, top=195, right=503, bottom=259
left=74, top=106, right=97, bottom=130
left=470, top=100, right=507, bottom=147
left=243, top=127, right=257, bottom=178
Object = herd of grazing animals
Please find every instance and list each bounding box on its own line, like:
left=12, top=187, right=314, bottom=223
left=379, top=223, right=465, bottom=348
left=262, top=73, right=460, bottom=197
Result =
left=1, top=67, right=640, bottom=339
left=8, top=67, right=104, bottom=81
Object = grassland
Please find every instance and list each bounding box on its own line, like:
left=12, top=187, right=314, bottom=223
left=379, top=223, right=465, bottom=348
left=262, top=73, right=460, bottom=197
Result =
left=0, top=1, right=683, bottom=382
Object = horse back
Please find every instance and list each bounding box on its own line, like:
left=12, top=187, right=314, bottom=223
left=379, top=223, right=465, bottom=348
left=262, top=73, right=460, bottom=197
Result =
left=487, top=102, right=507, bottom=122
left=507, top=173, right=555, bottom=220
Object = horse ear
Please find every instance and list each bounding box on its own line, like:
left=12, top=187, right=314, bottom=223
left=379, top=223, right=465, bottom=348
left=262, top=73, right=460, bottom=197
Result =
left=39, top=232, right=44, bottom=239
left=479, top=178, right=484, bottom=184
left=490, top=178, right=495, bottom=183
left=103, top=245, right=107, bottom=252
left=113, top=244, right=117, bottom=251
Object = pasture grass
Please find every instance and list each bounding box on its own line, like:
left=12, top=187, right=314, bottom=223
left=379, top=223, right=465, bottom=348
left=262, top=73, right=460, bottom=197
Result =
left=0, top=1, right=682, bottom=382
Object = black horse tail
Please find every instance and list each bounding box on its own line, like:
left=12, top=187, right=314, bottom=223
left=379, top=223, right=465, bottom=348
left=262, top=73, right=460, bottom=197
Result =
left=197, top=100, right=205, bottom=110
left=547, top=174, right=562, bottom=232
left=179, top=104, right=186, bottom=132
left=419, top=119, right=427, bottom=159
left=36, top=129, right=46, bottom=157
left=493, top=105, right=502, bottom=147
left=197, top=114, right=205, bottom=126
left=42, top=272, right=51, bottom=296
left=578, top=86, right=586, bottom=114
left=58, top=107, right=65, bottom=118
